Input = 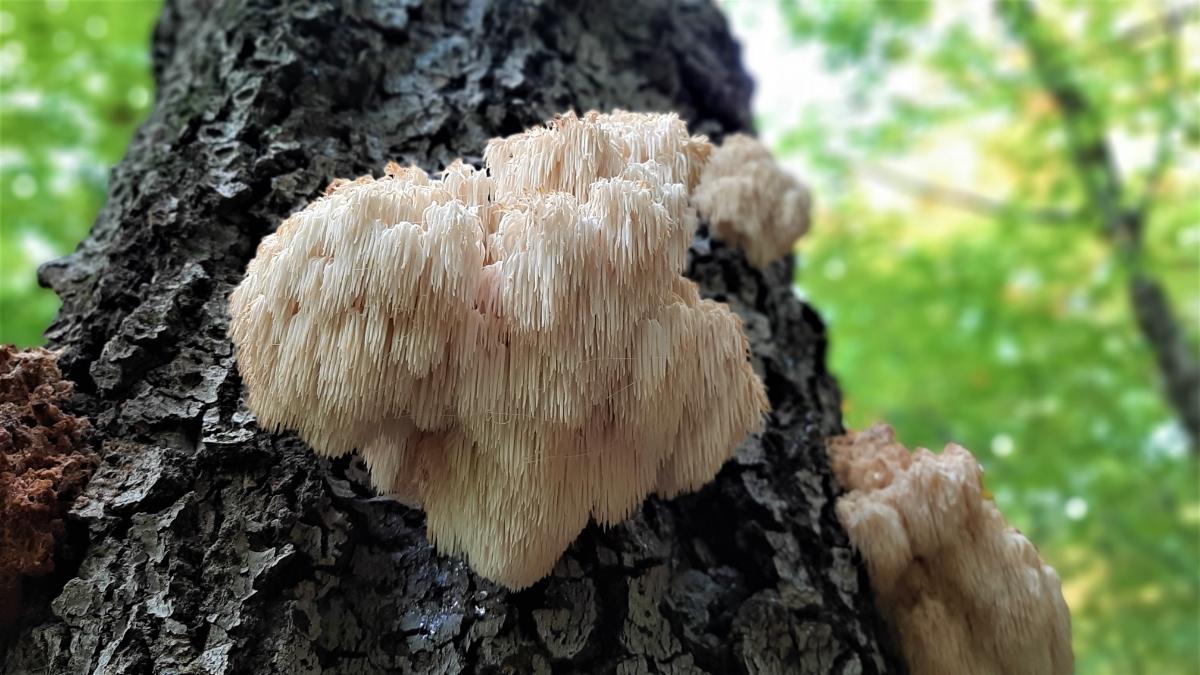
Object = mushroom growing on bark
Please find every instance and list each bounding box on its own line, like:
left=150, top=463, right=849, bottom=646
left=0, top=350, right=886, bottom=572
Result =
left=692, top=133, right=811, bottom=267
left=828, top=423, right=1074, bottom=675
left=228, top=111, right=770, bottom=589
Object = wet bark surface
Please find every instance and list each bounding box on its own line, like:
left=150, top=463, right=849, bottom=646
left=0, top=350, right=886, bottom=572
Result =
left=2, top=0, right=897, bottom=672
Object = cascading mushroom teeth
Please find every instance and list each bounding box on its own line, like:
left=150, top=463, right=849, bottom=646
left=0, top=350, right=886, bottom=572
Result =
left=228, top=110, right=770, bottom=589
left=828, top=424, right=1074, bottom=675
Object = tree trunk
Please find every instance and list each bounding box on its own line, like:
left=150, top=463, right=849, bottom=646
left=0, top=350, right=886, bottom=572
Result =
left=3, top=1, right=897, bottom=672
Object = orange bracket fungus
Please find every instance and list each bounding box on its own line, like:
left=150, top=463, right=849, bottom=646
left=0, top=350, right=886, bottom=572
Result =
left=828, top=424, right=1074, bottom=675
left=692, top=133, right=811, bottom=267
left=0, top=346, right=96, bottom=625
left=229, top=111, right=770, bottom=589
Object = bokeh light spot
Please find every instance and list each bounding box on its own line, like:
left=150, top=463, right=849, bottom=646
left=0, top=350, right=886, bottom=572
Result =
left=823, top=257, right=846, bottom=280
left=1144, top=421, right=1189, bottom=461
left=84, top=72, right=107, bottom=95
left=1177, top=226, right=1200, bottom=248
left=1065, top=497, right=1089, bottom=521
left=957, top=307, right=982, bottom=332
left=128, top=85, right=150, bottom=109
left=991, top=433, right=1015, bottom=458
left=995, top=336, right=1021, bottom=363
left=11, top=173, right=37, bottom=199
left=20, top=232, right=56, bottom=263
left=0, top=41, right=26, bottom=78
left=85, top=15, right=108, bottom=39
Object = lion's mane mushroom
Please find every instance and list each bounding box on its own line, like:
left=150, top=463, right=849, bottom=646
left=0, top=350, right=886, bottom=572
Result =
left=228, top=111, right=770, bottom=588
left=691, top=133, right=811, bottom=267
left=828, top=424, right=1074, bottom=675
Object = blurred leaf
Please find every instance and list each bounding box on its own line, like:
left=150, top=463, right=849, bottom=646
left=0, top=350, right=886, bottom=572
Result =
left=0, top=0, right=160, bottom=346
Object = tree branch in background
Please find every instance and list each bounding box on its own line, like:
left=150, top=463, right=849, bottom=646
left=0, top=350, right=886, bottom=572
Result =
left=1116, top=3, right=1199, bottom=45
left=852, top=159, right=1080, bottom=224
left=1001, top=0, right=1200, bottom=451
left=1130, top=275, right=1200, bottom=451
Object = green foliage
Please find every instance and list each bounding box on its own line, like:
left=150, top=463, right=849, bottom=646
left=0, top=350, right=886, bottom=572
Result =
left=0, top=0, right=160, bottom=346
left=772, top=0, right=1200, bottom=672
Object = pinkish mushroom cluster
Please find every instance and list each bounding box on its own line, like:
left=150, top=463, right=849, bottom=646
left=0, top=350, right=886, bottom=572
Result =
left=829, top=424, right=1074, bottom=675
left=692, top=133, right=811, bottom=267
left=229, top=111, right=773, bottom=588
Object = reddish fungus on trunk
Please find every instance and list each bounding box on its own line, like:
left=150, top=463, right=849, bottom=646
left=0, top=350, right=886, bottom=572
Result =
left=0, top=346, right=96, bottom=625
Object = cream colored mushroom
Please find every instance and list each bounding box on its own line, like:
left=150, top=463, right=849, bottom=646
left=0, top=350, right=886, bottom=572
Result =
left=692, top=133, right=811, bottom=267
left=828, top=424, right=1074, bottom=675
left=228, top=111, right=769, bottom=589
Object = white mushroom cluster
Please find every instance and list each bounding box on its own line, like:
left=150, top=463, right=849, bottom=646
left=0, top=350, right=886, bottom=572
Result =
left=829, top=424, right=1074, bottom=675
left=229, top=111, right=770, bottom=588
left=692, top=133, right=811, bottom=267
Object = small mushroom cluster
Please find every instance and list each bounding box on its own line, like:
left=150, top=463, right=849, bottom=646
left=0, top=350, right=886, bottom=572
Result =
left=829, top=424, right=1074, bottom=675
left=692, top=133, right=811, bottom=267
left=229, top=111, right=787, bottom=588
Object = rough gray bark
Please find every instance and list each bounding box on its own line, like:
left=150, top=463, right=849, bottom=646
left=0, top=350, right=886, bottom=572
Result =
left=3, top=0, right=898, bottom=672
